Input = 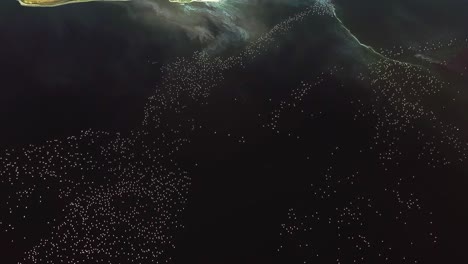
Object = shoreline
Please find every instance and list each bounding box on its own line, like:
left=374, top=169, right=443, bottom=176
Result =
left=18, top=0, right=129, bottom=7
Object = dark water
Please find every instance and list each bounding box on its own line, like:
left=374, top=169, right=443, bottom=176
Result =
left=0, top=0, right=198, bottom=146
left=0, top=1, right=468, bottom=263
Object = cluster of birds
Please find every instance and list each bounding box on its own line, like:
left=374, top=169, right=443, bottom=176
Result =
left=352, top=57, right=468, bottom=168
left=277, top=146, right=437, bottom=264
left=0, top=1, right=337, bottom=263
left=1, top=128, right=191, bottom=263
left=272, top=22, right=467, bottom=264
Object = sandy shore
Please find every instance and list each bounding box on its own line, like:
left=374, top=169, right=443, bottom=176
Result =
left=18, top=0, right=129, bottom=7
